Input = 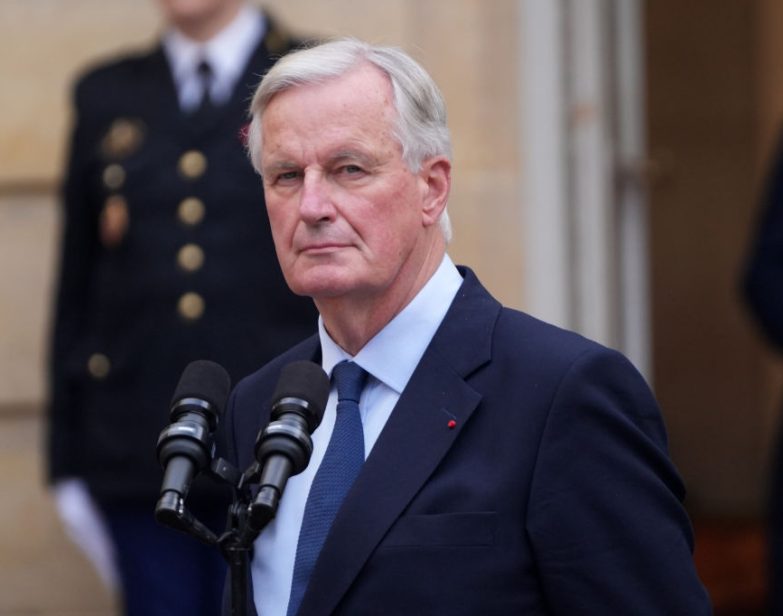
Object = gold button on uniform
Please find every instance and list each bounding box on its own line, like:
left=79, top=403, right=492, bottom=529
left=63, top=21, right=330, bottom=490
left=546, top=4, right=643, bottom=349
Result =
left=102, top=164, right=126, bottom=190
left=87, top=353, right=111, bottom=379
left=178, top=292, right=205, bottom=321
left=178, top=150, right=207, bottom=179
left=177, top=243, right=205, bottom=272
left=101, top=118, right=145, bottom=159
left=178, top=197, right=205, bottom=226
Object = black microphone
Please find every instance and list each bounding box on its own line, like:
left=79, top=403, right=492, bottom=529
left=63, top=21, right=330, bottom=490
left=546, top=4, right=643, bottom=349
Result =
left=248, top=360, right=330, bottom=531
left=156, top=360, right=231, bottom=528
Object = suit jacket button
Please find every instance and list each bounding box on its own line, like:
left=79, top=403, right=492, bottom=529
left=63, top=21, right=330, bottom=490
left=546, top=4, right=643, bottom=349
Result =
left=102, top=164, right=126, bottom=190
left=177, top=243, right=205, bottom=272
left=178, top=197, right=206, bottom=226
left=87, top=353, right=111, bottom=379
left=178, top=150, right=207, bottom=179
left=178, top=292, right=205, bottom=321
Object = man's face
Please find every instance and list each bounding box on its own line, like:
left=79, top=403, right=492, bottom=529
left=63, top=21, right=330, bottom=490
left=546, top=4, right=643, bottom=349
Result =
left=259, top=63, right=445, bottom=307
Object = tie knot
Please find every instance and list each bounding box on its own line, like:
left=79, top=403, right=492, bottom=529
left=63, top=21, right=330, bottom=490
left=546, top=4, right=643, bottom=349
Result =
left=332, top=361, right=367, bottom=404
left=196, top=58, right=213, bottom=81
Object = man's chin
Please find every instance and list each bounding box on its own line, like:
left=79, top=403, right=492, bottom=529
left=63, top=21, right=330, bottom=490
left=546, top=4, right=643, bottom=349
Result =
left=288, top=273, right=353, bottom=300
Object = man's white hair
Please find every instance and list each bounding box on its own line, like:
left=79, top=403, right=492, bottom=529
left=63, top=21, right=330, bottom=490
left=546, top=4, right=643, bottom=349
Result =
left=247, top=37, right=453, bottom=242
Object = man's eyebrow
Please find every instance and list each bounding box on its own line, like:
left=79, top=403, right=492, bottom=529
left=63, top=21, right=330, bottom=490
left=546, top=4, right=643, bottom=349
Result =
left=262, top=160, right=299, bottom=174
left=261, top=150, right=382, bottom=175
left=329, top=150, right=380, bottom=167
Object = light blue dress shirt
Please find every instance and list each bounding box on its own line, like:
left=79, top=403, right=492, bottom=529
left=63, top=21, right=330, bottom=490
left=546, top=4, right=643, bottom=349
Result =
left=251, top=255, right=463, bottom=616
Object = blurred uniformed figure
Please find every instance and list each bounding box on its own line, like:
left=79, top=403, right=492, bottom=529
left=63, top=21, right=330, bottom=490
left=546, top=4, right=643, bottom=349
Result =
left=46, top=1, right=317, bottom=614
left=744, top=131, right=783, bottom=616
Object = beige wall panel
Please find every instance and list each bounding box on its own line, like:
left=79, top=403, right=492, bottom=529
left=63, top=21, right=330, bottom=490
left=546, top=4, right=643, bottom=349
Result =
left=404, top=1, right=523, bottom=308
left=0, top=1, right=159, bottom=183
left=0, top=194, right=58, bottom=407
left=450, top=172, right=523, bottom=308
left=406, top=0, right=520, bottom=171
left=264, top=0, right=408, bottom=42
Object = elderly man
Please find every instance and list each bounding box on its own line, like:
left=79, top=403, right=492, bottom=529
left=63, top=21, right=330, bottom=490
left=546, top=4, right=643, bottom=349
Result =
left=221, top=38, right=712, bottom=615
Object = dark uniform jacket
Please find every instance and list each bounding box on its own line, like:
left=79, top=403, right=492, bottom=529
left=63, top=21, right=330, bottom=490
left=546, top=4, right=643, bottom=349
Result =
left=48, top=16, right=317, bottom=504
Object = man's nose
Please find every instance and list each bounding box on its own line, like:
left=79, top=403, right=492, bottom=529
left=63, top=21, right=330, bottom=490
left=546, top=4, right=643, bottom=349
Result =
left=299, top=171, right=335, bottom=224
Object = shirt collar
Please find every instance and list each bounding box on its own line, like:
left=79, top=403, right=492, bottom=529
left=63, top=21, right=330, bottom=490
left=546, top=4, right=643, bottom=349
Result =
left=318, top=254, right=463, bottom=392
left=163, top=4, right=265, bottom=102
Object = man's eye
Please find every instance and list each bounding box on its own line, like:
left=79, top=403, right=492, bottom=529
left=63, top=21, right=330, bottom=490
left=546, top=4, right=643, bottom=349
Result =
left=340, top=164, right=364, bottom=175
left=277, top=171, right=300, bottom=182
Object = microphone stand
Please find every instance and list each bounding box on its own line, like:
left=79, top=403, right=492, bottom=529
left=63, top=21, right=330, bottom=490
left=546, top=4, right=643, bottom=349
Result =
left=155, top=456, right=278, bottom=616
left=219, top=463, right=260, bottom=616
left=219, top=455, right=292, bottom=616
left=220, top=499, right=253, bottom=616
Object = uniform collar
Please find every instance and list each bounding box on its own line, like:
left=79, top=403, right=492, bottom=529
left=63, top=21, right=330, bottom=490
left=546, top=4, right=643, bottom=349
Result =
left=162, top=4, right=265, bottom=107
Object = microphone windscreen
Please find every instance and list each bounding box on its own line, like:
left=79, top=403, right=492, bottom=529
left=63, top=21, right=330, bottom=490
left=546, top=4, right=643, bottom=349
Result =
left=171, top=360, right=232, bottom=417
left=272, top=360, right=330, bottom=427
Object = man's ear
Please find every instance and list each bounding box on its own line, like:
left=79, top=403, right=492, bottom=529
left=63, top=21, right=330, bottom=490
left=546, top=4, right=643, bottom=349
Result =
left=419, top=156, right=451, bottom=228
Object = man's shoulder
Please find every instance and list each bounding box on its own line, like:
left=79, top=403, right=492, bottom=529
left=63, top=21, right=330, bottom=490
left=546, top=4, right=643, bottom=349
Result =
left=73, top=44, right=159, bottom=99
left=455, top=268, right=635, bottom=385
left=492, top=305, right=654, bottom=408
left=497, top=305, right=603, bottom=357
left=454, top=266, right=609, bottom=365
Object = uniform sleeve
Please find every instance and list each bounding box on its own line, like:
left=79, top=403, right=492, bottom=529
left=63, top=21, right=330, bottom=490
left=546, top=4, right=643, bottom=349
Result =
left=47, top=77, right=101, bottom=483
left=526, top=348, right=712, bottom=615
left=743, top=134, right=783, bottom=351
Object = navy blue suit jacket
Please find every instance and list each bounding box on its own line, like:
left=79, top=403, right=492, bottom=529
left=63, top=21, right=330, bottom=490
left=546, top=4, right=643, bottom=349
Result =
left=221, top=267, right=711, bottom=615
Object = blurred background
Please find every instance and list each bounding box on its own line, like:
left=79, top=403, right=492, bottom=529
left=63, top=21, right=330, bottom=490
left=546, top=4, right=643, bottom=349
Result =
left=0, top=0, right=780, bottom=613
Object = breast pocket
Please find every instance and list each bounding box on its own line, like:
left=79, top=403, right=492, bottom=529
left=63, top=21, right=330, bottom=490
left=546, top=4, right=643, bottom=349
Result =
left=381, top=511, right=497, bottom=548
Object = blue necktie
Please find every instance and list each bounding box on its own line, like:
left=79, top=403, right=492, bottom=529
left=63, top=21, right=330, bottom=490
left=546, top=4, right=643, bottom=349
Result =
left=286, top=361, right=368, bottom=616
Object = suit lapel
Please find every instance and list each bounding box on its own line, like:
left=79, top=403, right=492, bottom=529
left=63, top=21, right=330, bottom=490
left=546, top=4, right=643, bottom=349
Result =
left=297, top=269, right=501, bottom=616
